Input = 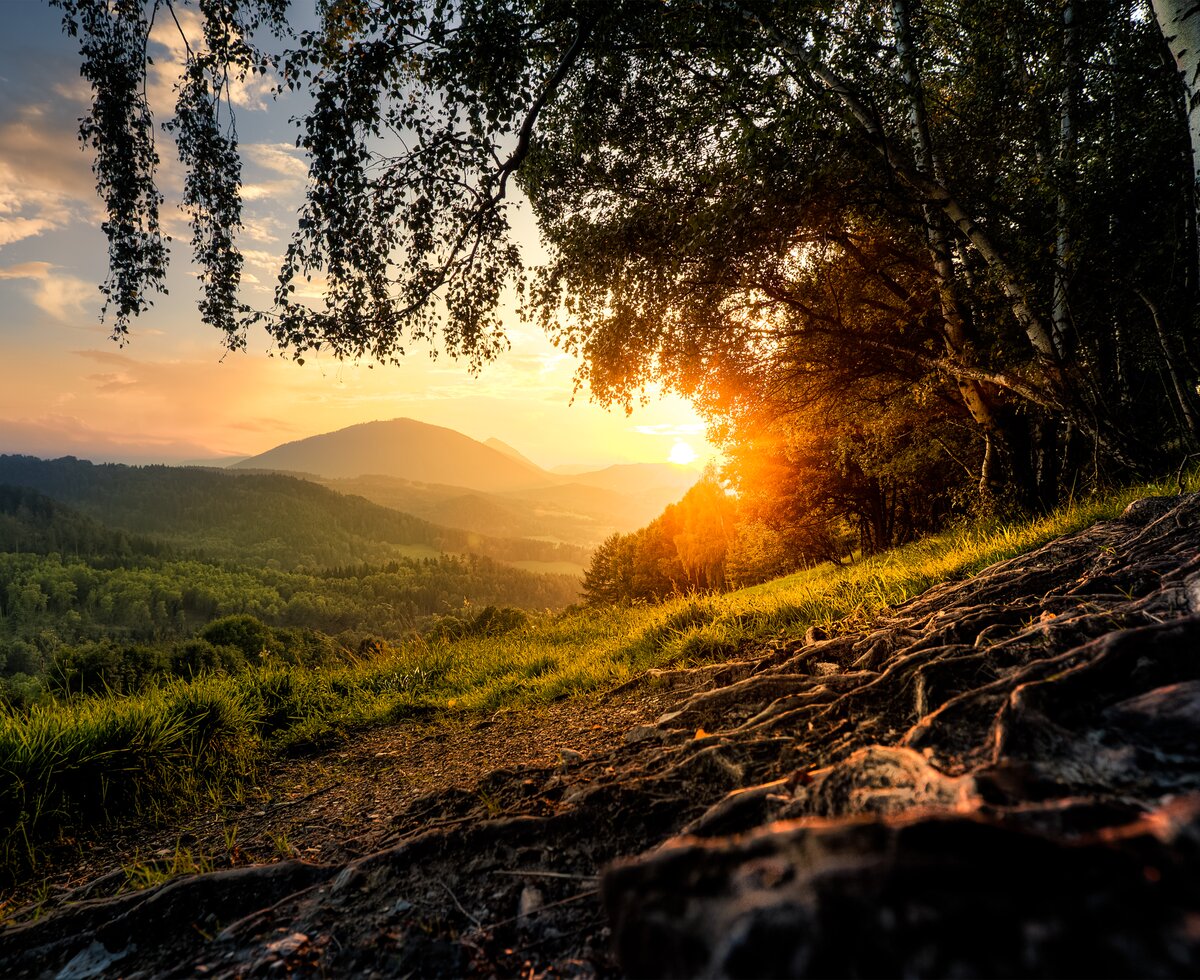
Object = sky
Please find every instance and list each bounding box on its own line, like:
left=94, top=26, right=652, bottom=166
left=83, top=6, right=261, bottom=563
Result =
left=0, top=0, right=713, bottom=470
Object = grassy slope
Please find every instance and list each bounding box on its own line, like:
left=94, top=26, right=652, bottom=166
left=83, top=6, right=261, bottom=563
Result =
left=0, top=476, right=1185, bottom=873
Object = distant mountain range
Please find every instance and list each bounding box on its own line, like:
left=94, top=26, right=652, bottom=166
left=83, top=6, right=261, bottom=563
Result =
left=0, top=454, right=590, bottom=573
left=233, top=418, right=700, bottom=547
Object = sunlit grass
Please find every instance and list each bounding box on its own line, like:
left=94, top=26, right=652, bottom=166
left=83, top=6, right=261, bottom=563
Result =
left=1, top=473, right=1191, bottom=875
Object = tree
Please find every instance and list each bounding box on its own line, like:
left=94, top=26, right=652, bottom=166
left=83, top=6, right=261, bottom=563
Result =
left=1153, top=0, right=1200, bottom=240
left=54, top=0, right=1200, bottom=512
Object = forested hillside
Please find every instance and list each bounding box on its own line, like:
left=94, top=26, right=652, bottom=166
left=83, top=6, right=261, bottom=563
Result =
left=0, top=456, right=589, bottom=570
left=0, top=466, right=582, bottom=708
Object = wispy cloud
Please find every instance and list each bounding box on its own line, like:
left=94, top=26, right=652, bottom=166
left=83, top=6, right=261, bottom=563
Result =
left=631, top=422, right=707, bottom=437
left=245, top=142, right=308, bottom=180
left=72, top=349, right=137, bottom=367
left=0, top=102, right=96, bottom=249
left=0, top=261, right=98, bottom=322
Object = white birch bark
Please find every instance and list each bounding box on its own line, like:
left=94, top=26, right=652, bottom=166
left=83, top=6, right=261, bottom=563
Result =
left=1153, top=0, right=1200, bottom=201
left=1053, top=0, right=1076, bottom=354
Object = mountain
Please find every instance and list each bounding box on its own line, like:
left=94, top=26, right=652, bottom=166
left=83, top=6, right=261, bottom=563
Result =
left=484, top=438, right=540, bottom=470
left=232, top=419, right=554, bottom=493
left=567, top=462, right=700, bottom=497
left=229, top=419, right=704, bottom=548
left=318, top=474, right=672, bottom=549
left=0, top=455, right=590, bottom=572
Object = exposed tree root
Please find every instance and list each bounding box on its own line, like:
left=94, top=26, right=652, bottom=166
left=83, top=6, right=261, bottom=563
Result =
left=4, top=495, right=1200, bottom=976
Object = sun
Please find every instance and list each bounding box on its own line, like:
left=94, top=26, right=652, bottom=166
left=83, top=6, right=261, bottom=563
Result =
left=667, top=440, right=698, bottom=466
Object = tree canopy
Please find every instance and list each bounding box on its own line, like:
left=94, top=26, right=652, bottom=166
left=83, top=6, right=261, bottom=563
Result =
left=53, top=0, right=1200, bottom=525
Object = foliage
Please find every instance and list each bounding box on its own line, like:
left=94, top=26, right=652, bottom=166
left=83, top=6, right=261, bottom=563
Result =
left=3, top=471, right=1190, bottom=877
left=51, top=0, right=1200, bottom=526
left=0, top=457, right=590, bottom=570
left=582, top=470, right=738, bottom=603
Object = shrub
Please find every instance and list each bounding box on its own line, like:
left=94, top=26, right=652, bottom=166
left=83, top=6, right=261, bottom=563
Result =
left=168, top=639, right=245, bottom=678
left=200, top=615, right=272, bottom=661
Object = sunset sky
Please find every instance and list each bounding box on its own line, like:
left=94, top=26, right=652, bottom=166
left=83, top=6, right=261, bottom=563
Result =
left=0, top=1, right=713, bottom=470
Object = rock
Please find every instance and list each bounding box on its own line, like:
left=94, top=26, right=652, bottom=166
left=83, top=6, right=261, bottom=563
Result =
left=56, top=940, right=134, bottom=980
left=625, top=724, right=662, bottom=744
left=1120, top=495, right=1179, bottom=524
left=517, top=885, right=544, bottom=927
left=558, top=748, right=584, bottom=769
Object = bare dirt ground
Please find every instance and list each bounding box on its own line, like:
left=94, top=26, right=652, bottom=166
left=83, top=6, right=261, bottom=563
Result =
left=4, top=494, right=1200, bottom=978
left=10, top=684, right=682, bottom=916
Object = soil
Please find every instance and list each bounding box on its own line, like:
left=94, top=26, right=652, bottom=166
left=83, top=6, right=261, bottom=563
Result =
left=3, top=494, right=1200, bottom=977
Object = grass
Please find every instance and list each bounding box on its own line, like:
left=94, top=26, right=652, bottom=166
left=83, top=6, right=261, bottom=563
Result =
left=0, top=473, right=1192, bottom=878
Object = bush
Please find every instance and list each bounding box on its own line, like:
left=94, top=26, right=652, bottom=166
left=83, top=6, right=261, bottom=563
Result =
left=2, top=640, right=39, bottom=677
left=424, top=605, right=529, bottom=641
left=269, top=626, right=353, bottom=667
left=49, top=641, right=168, bottom=696
left=0, top=673, right=47, bottom=711
left=200, top=615, right=272, bottom=661
left=168, top=638, right=245, bottom=677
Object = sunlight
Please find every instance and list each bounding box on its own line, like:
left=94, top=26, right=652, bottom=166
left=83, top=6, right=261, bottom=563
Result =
left=668, top=440, right=698, bottom=466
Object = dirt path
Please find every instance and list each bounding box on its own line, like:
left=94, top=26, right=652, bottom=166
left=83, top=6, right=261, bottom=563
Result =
left=12, top=683, right=682, bottom=917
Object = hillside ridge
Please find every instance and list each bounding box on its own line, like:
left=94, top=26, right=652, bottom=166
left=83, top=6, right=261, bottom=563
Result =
left=4, top=494, right=1200, bottom=975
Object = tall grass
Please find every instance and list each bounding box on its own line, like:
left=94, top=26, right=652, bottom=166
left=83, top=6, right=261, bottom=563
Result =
left=1, top=474, right=1189, bottom=873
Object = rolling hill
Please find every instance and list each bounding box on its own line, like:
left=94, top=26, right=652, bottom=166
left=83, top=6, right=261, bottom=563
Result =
left=231, top=418, right=702, bottom=547
left=232, top=418, right=552, bottom=492
left=0, top=455, right=590, bottom=572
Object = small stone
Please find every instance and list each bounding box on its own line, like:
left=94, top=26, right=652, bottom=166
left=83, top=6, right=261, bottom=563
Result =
left=625, top=725, right=660, bottom=744
left=518, top=884, right=544, bottom=926
left=264, top=933, right=308, bottom=957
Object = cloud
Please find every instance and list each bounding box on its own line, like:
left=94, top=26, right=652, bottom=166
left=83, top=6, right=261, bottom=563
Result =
left=631, top=422, right=708, bottom=437
left=229, top=73, right=278, bottom=112
left=241, top=179, right=303, bottom=202
left=245, top=143, right=308, bottom=180
left=0, top=262, right=98, bottom=322
left=85, top=372, right=139, bottom=393
left=240, top=214, right=287, bottom=245
left=0, top=214, right=64, bottom=248
left=72, top=349, right=137, bottom=367
left=0, top=413, right=225, bottom=463
left=0, top=261, right=54, bottom=280
left=0, top=100, right=98, bottom=249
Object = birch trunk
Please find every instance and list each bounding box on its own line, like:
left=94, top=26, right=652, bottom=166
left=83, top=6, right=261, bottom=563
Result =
left=890, top=0, right=1007, bottom=492
left=1053, top=0, right=1076, bottom=355
left=1153, top=0, right=1200, bottom=223
left=743, top=7, right=1062, bottom=366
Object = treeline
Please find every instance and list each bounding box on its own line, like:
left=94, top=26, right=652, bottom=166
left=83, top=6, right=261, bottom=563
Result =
left=584, top=471, right=800, bottom=604
left=0, top=456, right=590, bottom=570
left=0, top=475, right=583, bottom=706
left=0, top=550, right=578, bottom=652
